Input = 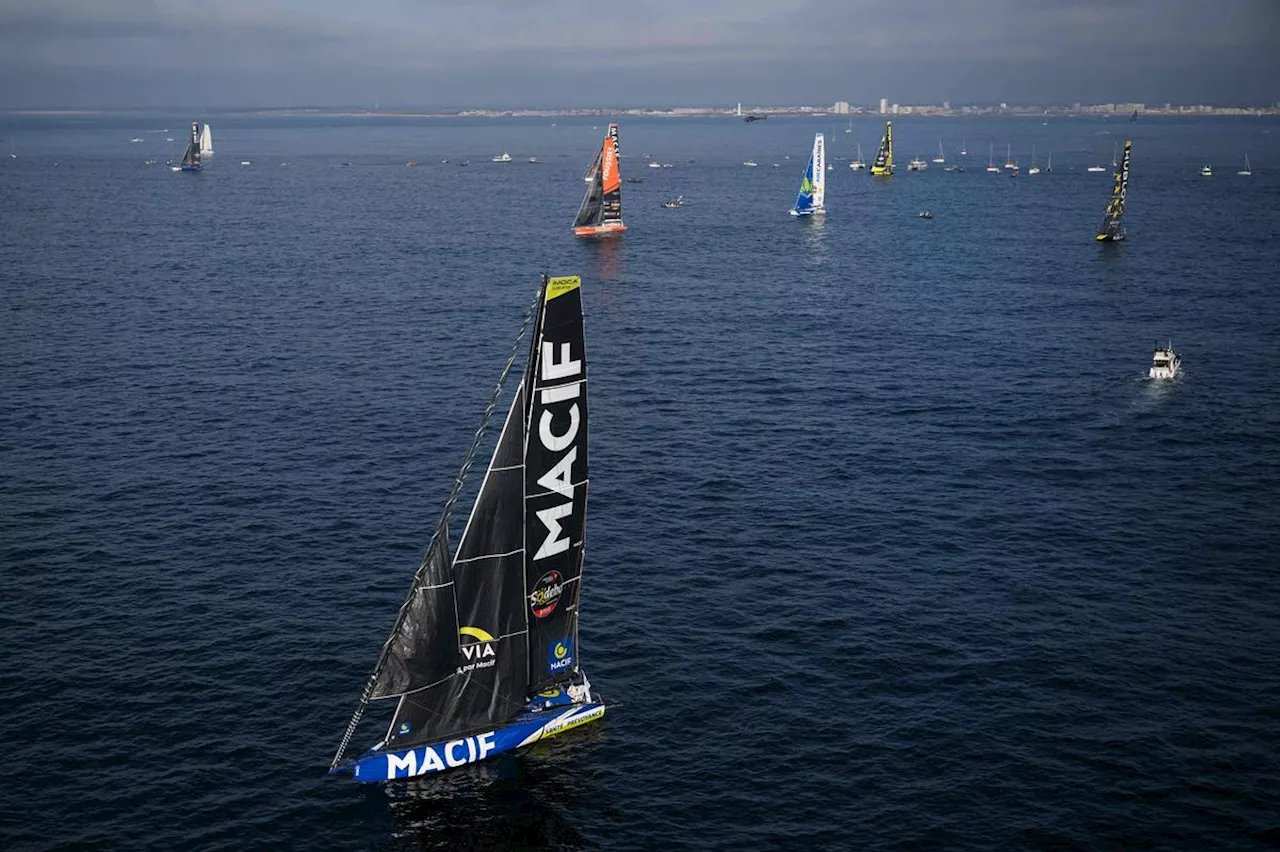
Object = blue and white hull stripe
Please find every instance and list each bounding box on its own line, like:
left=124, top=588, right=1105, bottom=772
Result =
left=345, top=703, right=606, bottom=783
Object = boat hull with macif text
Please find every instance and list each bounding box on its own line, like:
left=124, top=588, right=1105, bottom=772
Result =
left=339, top=700, right=606, bottom=783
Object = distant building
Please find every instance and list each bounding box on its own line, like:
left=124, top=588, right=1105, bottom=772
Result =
left=833, top=101, right=850, bottom=115
left=891, top=103, right=899, bottom=114
left=879, top=97, right=888, bottom=114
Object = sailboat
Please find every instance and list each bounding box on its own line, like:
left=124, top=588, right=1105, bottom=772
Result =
left=173, top=121, right=202, bottom=172
left=846, top=117, right=853, bottom=134
left=199, top=124, right=213, bottom=157
left=572, top=124, right=626, bottom=237
left=849, top=144, right=866, bottom=170
left=329, top=274, right=606, bottom=783
left=986, top=143, right=1000, bottom=173
left=1046, top=153, right=1053, bottom=173
left=790, top=133, right=826, bottom=217
left=1095, top=139, right=1132, bottom=242
left=932, top=138, right=945, bottom=164
left=1028, top=145, right=1040, bottom=175
left=1238, top=154, right=1252, bottom=176
left=1004, top=143, right=1017, bottom=170
left=870, top=121, right=893, bottom=176
left=960, top=138, right=968, bottom=155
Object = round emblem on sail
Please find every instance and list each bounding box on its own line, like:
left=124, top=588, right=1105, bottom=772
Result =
left=530, top=570, right=564, bottom=618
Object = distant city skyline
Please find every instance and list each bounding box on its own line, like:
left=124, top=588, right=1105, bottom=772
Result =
left=1, top=0, right=1277, bottom=110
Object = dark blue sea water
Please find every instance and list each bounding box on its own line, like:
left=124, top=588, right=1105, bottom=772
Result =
left=3, top=112, right=1279, bottom=850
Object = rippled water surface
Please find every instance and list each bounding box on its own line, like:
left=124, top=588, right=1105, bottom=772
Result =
left=3, top=113, right=1280, bottom=850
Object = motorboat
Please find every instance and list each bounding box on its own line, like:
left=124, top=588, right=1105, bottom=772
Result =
left=1149, top=342, right=1181, bottom=380
left=492, top=153, right=512, bottom=162
left=662, top=195, right=684, bottom=208
left=743, top=160, right=758, bottom=167
left=1200, top=165, right=1212, bottom=176
left=907, top=157, right=927, bottom=171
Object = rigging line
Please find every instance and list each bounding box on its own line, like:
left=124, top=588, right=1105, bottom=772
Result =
left=330, top=283, right=542, bottom=771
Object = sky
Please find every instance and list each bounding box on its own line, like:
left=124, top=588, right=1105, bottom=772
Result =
left=0, top=0, right=1277, bottom=109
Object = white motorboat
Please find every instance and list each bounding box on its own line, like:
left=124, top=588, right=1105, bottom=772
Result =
left=492, top=153, right=512, bottom=162
left=1148, top=342, right=1182, bottom=380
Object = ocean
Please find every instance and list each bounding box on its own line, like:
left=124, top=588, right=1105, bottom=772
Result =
left=2, top=112, right=1279, bottom=850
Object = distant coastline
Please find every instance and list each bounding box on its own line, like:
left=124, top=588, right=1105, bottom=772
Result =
left=5, top=103, right=1278, bottom=118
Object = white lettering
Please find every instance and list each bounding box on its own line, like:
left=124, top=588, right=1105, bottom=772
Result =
left=467, top=737, right=477, bottom=762
left=445, top=740, right=468, bottom=768
left=535, top=503, right=572, bottom=559
left=461, top=643, right=495, bottom=661
left=539, top=404, right=580, bottom=452
left=422, top=747, right=445, bottom=773
left=541, top=342, right=581, bottom=381
left=387, top=750, right=417, bottom=779
left=540, top=382, right=581, bottom=405
left=537, top=447, right=576, bottom=499
left=477, top=732, right=496, bottom=761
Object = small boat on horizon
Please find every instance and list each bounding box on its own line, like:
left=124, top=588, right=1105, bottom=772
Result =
left=662, top=195, right=684, bottom=208
left=850, top=143, right=866, bottom=170
left=492, top=153, right=512, bottom=162
left=1200, top=164, right=1212, bottom=176
left=908, top=156, right=927, bottom=171
left=1237, top=154, right=1250, bottom=175
left=743, top=160, right=758, bottom=167
left=932, top=138, right=945, bottom=164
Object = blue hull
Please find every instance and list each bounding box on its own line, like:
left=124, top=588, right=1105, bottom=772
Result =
left=336, top=702, right=606, bottom=783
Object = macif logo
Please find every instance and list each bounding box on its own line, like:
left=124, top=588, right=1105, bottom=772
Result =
left=548, top=637, right=574, bottom=673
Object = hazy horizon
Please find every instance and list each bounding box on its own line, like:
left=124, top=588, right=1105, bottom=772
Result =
left=2, top=0, right=1277, bottom=110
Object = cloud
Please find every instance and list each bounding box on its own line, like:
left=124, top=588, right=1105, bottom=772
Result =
left=0, top=0, right=1275, bottom=107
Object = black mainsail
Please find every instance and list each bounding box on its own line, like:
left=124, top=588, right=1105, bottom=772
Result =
left=331, top=275, right=595, bottom=772
left=1096, top=139, right=1131, bottom=242
left=179, top=121, right=202, bottom=171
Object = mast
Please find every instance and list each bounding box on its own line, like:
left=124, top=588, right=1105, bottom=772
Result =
left=1096, top=140, right=1132, bottom=242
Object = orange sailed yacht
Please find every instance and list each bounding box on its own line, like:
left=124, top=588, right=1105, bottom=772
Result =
left=572, top=124, right=626, bottom=237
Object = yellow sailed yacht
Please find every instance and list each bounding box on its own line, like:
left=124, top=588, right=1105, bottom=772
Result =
left=870, top=121, right=893, bottom=176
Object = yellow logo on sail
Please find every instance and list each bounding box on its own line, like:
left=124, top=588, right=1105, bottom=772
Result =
left=547, top=276, right=580, bottom=300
